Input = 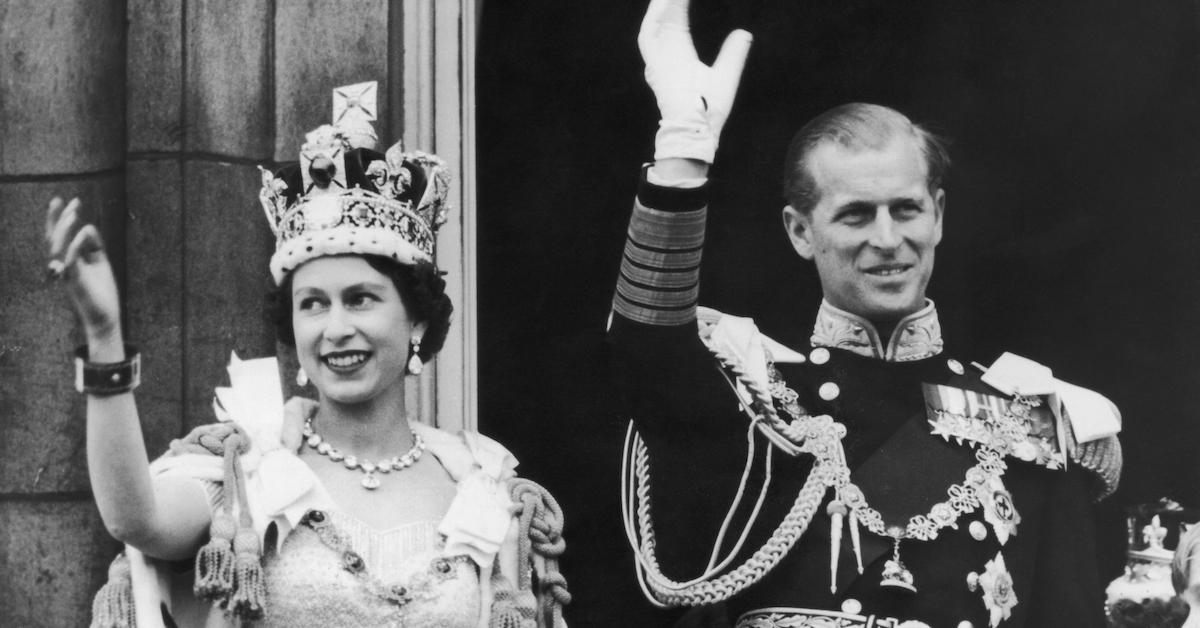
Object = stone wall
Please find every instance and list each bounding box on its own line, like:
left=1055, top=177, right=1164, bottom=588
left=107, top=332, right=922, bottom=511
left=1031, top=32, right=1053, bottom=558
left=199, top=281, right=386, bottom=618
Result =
left=0, top=1, right=394, bottom=623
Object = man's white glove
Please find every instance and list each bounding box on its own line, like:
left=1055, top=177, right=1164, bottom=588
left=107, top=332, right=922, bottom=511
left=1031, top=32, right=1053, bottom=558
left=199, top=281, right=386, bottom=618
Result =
left=639, top=0, right=753, bottom=163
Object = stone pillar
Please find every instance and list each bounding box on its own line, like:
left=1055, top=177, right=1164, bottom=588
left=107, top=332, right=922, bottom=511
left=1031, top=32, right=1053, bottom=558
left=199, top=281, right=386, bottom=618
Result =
left=180, top=0, right=276, bottom=429
left=0, top=2, right=128, bottom=626
left=0, top=1, right=475, bottom=621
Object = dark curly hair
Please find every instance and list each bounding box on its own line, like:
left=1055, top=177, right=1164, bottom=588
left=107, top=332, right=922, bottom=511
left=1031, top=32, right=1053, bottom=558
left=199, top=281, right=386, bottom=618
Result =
left=270, top=255, right=453, bottom=364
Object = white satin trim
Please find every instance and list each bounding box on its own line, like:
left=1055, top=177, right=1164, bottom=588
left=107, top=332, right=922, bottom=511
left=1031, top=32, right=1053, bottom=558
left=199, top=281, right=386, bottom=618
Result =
left=697, top=305, right=808, bottom=404
left=154, top=353, right=521, bottom=570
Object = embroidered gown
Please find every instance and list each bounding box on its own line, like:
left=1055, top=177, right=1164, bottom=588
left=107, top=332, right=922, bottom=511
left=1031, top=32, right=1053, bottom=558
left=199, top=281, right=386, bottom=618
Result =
left=257, top=506, right=482, bottom=626
left=106, top=359, right=567, bottom=628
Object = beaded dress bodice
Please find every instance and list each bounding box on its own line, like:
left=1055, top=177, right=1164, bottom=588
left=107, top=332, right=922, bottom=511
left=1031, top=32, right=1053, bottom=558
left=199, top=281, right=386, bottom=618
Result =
left=120, top=405, right=568, bottom=628
left=259, top=511, right=480, bottom=628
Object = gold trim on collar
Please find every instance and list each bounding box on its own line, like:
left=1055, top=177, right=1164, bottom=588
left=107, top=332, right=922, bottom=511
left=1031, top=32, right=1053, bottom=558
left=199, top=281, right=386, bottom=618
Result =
left=810, top=300, right=943, bottom=362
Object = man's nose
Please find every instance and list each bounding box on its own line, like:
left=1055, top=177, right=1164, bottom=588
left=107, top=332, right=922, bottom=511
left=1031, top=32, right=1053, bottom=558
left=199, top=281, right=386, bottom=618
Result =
left=867, top=208, right=902, bottom=250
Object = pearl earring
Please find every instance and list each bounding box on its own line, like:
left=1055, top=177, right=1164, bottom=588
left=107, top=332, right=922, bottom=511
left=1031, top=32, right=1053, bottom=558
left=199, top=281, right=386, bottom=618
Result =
left=407, top=337, right=423, bottom=375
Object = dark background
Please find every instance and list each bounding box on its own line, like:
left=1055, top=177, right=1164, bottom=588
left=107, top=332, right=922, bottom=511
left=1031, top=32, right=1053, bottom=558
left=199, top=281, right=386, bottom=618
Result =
left=477, top=1, right=1200, bottom=624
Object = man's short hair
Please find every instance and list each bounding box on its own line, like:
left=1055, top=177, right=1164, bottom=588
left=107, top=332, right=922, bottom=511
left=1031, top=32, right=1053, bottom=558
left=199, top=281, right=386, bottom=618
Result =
left=782, top=103, right=950, bottom=214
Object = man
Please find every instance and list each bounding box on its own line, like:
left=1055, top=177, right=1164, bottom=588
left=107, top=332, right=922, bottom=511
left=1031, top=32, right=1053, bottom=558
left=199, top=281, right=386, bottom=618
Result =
left=609, top=1, right=1122, bottom=626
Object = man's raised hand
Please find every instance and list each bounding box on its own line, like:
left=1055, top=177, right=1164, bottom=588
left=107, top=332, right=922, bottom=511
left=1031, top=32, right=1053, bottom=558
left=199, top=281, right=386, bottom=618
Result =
left=638, top=0, right=752, bottom=163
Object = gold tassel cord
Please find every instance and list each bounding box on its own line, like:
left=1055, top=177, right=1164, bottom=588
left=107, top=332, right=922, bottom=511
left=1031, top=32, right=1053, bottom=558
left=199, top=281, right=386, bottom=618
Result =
left=193, top=513, right=236, bottom=601
left=90, top=553, right=136, bottom=628
left=489, top=586, right=535, bottom=628
left=509, top=478, right=571, bottom=626
left=171, top=422, right=264, bottom=620
left=228, top=528, right=267, bottom=618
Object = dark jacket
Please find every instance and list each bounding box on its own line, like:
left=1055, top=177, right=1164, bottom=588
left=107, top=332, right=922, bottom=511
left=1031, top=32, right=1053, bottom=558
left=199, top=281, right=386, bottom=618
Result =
left=608, top=174, right=1106, bottom=628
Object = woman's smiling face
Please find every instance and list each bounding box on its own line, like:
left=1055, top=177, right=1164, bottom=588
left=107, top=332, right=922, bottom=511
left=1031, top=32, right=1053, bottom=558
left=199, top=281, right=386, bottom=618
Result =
left=290, top=256, right=425, bottom=406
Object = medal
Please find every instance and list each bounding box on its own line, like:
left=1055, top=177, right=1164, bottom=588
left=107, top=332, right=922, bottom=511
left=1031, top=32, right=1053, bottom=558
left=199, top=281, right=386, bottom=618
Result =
left=880, top=532, right=917, bottom=594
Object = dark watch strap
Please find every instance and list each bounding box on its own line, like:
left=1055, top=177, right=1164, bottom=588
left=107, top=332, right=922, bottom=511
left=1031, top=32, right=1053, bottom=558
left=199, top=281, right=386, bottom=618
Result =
left=74, top=345, right=141, bottom=396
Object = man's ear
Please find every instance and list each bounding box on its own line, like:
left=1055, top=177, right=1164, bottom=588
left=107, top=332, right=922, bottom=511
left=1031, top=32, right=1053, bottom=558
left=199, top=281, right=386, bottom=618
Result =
left=782, top=205, right=815, bottom=260
left=933, top=188, right=946, bottom=246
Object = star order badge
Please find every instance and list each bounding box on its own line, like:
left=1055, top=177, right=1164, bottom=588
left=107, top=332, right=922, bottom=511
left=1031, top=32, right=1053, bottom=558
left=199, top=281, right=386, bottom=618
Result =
left=979, top=475, right=1021, bottom=545
left=975, top=552, right=1018, bottom=627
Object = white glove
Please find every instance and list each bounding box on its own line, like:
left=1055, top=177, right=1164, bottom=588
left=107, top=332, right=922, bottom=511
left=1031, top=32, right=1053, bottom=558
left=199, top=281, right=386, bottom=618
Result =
left=638, top=0, right=753, bottom=163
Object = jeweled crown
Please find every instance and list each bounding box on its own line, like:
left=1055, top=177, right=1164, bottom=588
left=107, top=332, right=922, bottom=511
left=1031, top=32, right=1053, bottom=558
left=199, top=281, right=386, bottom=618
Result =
left=258, top=81, right=450, bottom=284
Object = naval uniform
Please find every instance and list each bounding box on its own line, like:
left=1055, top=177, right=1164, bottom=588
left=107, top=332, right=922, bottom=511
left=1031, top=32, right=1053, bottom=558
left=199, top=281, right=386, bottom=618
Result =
left=609, top=173, right=1118, bottom=628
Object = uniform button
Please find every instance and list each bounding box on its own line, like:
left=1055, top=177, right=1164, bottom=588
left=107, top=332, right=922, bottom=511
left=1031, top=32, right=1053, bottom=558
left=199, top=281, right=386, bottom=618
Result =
left=810, top=347, right=830, bottom=365
left=969, top=521, right=988, bottom=541
left=819, top=382, right=840, bottom=400
left=840, top=598, right=862, bottom=615
left=966, top=571, right=980, bottom=592
left=957, top=622, right=975, bottom=628
left=947, top=358, right=964, bottom=375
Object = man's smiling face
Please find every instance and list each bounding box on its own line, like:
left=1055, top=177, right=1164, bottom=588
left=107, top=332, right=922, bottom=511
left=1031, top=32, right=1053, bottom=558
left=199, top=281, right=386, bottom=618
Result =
left=783, top=133, right=945, bottom=321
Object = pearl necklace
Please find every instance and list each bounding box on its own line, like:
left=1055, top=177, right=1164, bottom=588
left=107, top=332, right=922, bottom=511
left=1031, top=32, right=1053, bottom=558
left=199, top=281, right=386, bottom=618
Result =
left=302, top=417, right=426, bottom=490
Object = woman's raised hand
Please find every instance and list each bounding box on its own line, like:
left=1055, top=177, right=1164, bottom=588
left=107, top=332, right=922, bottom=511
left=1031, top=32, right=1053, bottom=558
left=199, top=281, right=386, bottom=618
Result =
left=638, top=0, right=752, bottom=163
left=45, top=197, right=122, bottom=345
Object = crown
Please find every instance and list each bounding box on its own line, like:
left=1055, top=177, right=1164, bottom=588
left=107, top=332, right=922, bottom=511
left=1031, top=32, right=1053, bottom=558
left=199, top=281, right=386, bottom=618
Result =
left=258, top=81, right=451, bottom=284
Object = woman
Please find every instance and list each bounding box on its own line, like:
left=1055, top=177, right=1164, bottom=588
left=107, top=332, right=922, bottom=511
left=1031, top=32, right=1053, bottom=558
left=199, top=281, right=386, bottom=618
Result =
left=46, top=84, right=568, bottom=628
